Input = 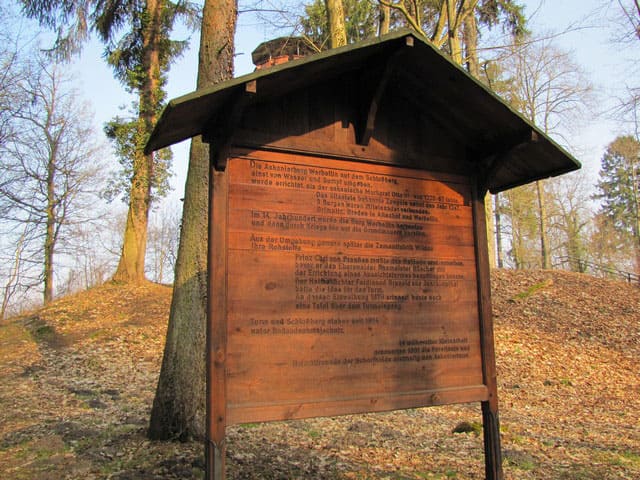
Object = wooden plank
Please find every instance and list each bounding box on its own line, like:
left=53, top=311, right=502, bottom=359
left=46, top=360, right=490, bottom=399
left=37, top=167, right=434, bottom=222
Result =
left=228, top=385, right=489, bottom=425
left=206, top=160, right=229, bottom=480
left=471, top=181, right=504, bottom=480
left=224, top=152, right=485, bottom=425
left=231, top=147, right=472, bottom=185
left=230, top=129, right=469, bottom=174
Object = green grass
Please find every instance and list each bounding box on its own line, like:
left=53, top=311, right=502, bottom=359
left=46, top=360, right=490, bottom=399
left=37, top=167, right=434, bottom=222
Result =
left=504, top=450, right=536, bottom=471
left=513, top=279, right=552, bottom=300
left=239, top=422, right=261, bottom=429
left=598, top=449, right=640, bottom=468
left=33, top=324, right=55, bottom=342
left=414, top=471, right=458, bottom=480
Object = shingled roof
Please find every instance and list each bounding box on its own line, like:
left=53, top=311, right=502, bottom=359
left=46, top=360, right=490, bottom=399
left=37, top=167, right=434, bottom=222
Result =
left=146, top=30, right=579, bottom=193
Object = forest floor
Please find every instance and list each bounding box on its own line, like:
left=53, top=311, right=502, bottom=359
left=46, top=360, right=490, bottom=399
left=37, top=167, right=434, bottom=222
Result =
left=0, top=270, right=639, bottom=479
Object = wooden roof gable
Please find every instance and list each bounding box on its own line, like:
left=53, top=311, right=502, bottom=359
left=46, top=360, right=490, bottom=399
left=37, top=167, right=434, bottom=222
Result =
left=145, top=30, right=580, bottom=193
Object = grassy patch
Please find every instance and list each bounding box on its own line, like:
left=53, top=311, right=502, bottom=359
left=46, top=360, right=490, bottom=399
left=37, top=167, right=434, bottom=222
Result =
left=0, top=322, right=40, bottom=369
left=0, top=322, right=32, bottom=346
left=33, top=324, right=55, bottom=342
left=239, top=422, right=261, bottom=429
left=512, top=279, right=553, bottom=300
left=597, top=449, right=640, bottom=468
left=557, top=465, right=600, bottom=480
left=504, top=450, right=536, bottom=471
left=416, top=470, right=458, bottom=479
left=619, top=450, right=640, bottom=466
left=0, top=435, right=71, bottom=480
left=88, top=328, right=110, bottom=340
left=22, top=316, right=66, bottom=348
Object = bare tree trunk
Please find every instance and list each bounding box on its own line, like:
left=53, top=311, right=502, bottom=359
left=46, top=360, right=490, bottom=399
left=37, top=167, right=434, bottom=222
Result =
left=463, top=12, right=479, bottom=76
left=536, top=180, right=550, bottom=269
left=113, top=0, right=162, bottom=284
left=149, top=0, right=237, bottom=441
left=2, top=228, right=27, bottom=319
left=630, top=146, right=640, bottom=273
left=567, top=216, right=583, bottom=272
left=44, top=136, right=56, bottom=304
left=494, top=193, right=504, bottom=268
left=379, top=3, right=391, bottom=36
left=462, top=12, right=496, bottom=268
left=446, top=0, right=462, bottom=63
left=508, top=191, right=524, bottom=269
left=325, top=0, right=347, bottom=48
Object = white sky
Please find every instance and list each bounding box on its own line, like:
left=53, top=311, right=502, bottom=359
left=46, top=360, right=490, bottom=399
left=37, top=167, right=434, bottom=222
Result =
left=58, top=0, right=638, bottom=208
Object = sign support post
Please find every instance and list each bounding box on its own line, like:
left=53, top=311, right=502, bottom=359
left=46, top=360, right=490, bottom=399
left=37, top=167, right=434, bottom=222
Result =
left=206, top=153, right=229, bottom=480
left=472, top=182, right=504, bottom=480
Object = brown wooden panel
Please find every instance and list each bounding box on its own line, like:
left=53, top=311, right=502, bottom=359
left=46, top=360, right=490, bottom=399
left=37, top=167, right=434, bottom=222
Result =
left=224, top=152, right=484, bottom=425
left=207, top=163, right=229, bottom=478
left=227, top=385, right=489, bottom=425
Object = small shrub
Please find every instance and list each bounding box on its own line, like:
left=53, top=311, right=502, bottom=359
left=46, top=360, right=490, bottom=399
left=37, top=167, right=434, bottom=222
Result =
left=452, top=421, right=482, bottom=435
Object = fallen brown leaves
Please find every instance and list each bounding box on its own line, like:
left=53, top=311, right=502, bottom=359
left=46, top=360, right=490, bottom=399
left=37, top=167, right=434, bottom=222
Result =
left=492, top=270, right=640, bottom=480
left=0, top=271, right=638, bottom=479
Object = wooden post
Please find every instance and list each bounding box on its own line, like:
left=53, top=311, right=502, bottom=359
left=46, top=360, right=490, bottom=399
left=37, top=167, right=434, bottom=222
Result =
left=206, top=151, right=228, bottom=480
left=472, top=181, right=504, bottom=480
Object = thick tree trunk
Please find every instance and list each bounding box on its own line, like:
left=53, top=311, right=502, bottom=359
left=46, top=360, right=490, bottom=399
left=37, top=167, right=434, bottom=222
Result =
left=148, top=0, right=237, bottom=441
left=445, top=0, right=462, bottom=63
left=325, top=0, right=347, bottom=48
left=112, top=0, right=162, bottom=284
left=112, top=148, right=152, bottom=283
left=507, top=191, right=524, bottom=269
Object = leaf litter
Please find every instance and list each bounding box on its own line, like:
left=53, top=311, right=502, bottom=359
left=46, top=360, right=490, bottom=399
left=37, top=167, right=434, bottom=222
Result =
left=0, top=271, right=638, bottom=479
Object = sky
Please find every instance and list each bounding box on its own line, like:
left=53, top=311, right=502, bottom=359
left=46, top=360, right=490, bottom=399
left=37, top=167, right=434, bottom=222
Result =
left=18, top=0, right=640, bottom=208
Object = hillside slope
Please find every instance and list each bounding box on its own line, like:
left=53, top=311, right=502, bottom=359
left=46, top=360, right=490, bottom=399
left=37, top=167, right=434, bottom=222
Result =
left=0, top=271, right=638, bottom=479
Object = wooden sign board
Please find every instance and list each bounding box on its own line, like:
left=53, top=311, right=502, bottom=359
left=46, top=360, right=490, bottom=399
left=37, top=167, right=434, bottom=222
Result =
left=214, top=150, right=490, bottom=427
left=207, top=148, right=503, bottom=479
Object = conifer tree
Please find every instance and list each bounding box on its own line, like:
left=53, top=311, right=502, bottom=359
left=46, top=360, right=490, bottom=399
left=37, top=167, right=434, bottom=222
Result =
left=21, top=0, right=197, bottom=283
left=595, top=135, right=640, bottom=270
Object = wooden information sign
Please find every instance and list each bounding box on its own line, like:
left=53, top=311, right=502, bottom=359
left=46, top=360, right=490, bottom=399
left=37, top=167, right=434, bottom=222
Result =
left=207, top=149, right=501, bottom=478
left=226, top=151, right=487, bottom=423
left=145, top=30, right=581, bottom=480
